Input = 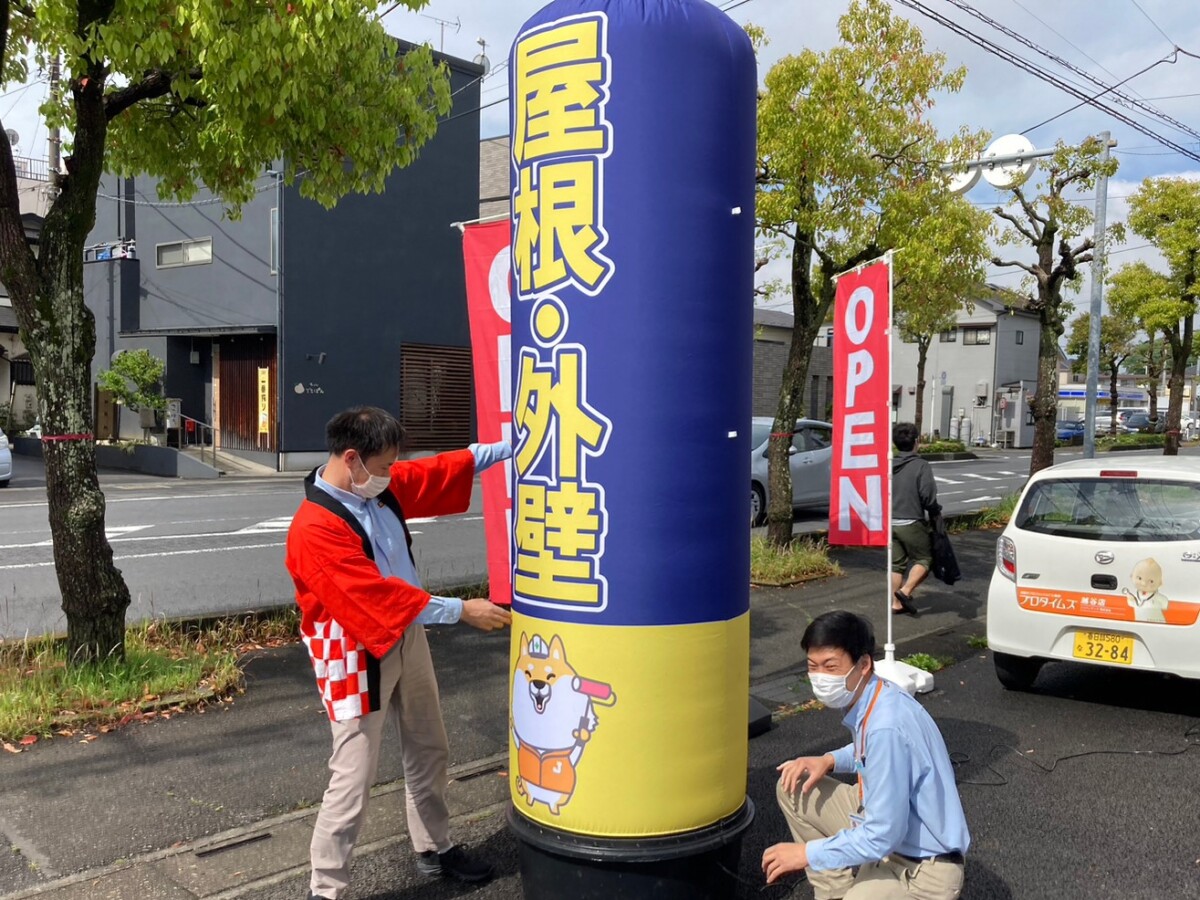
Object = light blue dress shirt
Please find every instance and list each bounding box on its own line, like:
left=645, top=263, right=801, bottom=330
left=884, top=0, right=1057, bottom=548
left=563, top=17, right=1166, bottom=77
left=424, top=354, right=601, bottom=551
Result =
left=313, top=442, right=511, bottom=626
left=806, top=675, right=971, bottom=871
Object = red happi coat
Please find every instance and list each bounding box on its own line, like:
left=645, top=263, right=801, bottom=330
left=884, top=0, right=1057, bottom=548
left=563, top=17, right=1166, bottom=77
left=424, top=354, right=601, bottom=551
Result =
left=285, top=450, right=476, bottom=721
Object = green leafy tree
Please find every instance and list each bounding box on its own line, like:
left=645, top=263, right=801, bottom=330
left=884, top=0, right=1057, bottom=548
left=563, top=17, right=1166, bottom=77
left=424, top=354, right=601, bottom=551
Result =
left=893, top=191, right=991, bottom=437
left=1123, top=178, right=1200, bottom=454
left=1064, top=311, right=1136, bottom=434
left=0, top=0, right=451, bottom=663
left=754, top=0, right=983, bottom=545
left=96, top=348, right=165, bottom=413
left=989, top=139, right=1121, bottom=475
left=1108, top=264, right=1173, bottom=423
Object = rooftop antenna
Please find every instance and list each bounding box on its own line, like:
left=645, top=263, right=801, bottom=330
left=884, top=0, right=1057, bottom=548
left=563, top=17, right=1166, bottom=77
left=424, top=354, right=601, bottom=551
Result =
left=420, top=13, right=461, bottom=53
left=473, top=37, right=490, bottom=75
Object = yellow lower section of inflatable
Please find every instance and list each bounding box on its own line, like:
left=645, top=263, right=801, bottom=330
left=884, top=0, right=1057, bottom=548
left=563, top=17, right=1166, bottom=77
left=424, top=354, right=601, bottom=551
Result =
left=508, top=612, right=749, bottom=837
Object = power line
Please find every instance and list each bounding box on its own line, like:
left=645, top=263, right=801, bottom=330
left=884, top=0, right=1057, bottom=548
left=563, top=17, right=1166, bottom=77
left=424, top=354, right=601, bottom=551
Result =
left=1007, top=0, right=1123, bottom=86
left=940, top=0, right=1200, bottom=142
left=891, top=0, right=1200, bottom=163
left=1019, top=53, right=1179, bottom=136
left=1128, top=0, right=1176, bottom=46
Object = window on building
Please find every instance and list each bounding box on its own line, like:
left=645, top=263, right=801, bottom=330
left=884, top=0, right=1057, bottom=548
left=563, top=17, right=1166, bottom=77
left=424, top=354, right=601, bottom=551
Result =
left=963, top=327, right=992, bottom=345
left=400, top=342, right=472, bottom=450
left=1015, top=330, right=1024, bottom=345
left=156, top=237, right=213, bottom=268
left=939, top=329, right=957, bottom=342
left=1072, top=373, right=1085, bottom=384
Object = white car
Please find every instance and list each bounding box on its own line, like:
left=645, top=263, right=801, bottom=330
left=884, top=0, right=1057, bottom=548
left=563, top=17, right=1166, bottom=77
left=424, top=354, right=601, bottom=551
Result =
left=749, top=417, right=833, bottom=526
left=987, top=457, right=1200, bottom=690
left=0, top=426, right=11, bottom=487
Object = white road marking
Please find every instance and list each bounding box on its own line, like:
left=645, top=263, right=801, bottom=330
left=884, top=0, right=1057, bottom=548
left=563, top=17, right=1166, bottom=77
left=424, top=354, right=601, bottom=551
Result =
left=0, top=490, right=297, bottom=511
left=935, top=476, right=963, bottom=485
left=995, top=471, right=1021, bottom=477
left=963, top=496, right=1002, bottom=503
left=235, top=517, right=295, bottom=535
left=106, top=525, right=153, bottom=537
left=962, top=473, right=1000, bottom=481
left=0, top=541, right=287, bottom=571
left=940, top=491, right=965, bottom=497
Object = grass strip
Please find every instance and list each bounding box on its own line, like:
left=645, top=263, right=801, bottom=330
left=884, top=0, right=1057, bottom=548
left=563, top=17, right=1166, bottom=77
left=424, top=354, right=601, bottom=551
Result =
left=751, top=536, right=842, bottom=586
left=0, top=610, right=301, bottom=744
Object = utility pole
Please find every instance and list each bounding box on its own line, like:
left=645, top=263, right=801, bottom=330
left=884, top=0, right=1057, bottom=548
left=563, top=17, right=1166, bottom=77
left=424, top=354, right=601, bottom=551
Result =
left=47, top=54, right=61, bottom=199
left=1082, top=132, right=1115, bottom=459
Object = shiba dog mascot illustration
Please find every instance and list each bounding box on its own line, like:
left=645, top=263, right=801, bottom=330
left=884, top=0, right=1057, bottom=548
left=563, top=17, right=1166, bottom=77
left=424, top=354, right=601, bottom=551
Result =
left=511, top=633, right=616, bottom=815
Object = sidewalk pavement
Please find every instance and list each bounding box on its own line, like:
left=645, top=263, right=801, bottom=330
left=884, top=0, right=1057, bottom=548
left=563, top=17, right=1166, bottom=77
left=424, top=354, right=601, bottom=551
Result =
left=4, top=530, right=1195, bottom=900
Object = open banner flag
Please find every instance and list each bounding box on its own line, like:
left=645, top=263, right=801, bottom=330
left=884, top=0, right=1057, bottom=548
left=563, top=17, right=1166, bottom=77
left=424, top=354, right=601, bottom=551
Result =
left=462, top=220, right=513, bottom=605
left=829, top=258, right=892, bottom=547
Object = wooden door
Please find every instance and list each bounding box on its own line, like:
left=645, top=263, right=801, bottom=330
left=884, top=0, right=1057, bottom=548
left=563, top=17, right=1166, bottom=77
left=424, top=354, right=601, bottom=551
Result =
left=216, top=335, right=277, bottom=451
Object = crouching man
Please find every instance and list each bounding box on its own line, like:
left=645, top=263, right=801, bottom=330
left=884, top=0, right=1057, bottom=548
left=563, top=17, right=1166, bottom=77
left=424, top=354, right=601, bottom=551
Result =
left=762, top=611, right=970, bottom=899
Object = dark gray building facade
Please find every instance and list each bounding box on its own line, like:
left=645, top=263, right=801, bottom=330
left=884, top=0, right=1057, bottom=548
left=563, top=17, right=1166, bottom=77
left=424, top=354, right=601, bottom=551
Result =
left=84, top=46, right=483, bottom=470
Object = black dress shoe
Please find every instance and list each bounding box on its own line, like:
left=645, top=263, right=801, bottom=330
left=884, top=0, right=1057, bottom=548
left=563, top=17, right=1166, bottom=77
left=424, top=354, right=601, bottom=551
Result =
left=894, top=590, right=920, bottom=616
left=417, top=844, right=494, bottom=883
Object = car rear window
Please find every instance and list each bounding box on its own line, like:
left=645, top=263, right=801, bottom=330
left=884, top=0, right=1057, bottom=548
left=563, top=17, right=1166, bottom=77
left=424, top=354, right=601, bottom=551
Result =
left=1016, top=477, right=1200, bottom=542
left=751, top=423, right=772, bottom=448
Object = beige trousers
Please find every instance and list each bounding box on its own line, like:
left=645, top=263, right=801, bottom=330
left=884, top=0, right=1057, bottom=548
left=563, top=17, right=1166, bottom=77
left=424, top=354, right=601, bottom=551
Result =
left=776, top=776, right=965, bottom=900
left=310, top=625, right=451, bottom=899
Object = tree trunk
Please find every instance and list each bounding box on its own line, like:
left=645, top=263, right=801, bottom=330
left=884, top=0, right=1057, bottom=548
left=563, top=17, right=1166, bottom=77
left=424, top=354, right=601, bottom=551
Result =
left=1, top=38, right=132, bottom=664
left=914, top=336, right=930, bottom=437
left=766, top=231, right=821, bottom=547
left=1164, top=318, right=1193, bottom=456
left=1028, top=304, right=1061, bottom=475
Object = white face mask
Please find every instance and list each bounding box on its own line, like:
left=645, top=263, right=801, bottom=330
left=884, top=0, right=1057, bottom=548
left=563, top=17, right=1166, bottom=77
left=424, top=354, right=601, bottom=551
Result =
left=349, top=456, right=391, bottom=500
left=809, top=663, right=867, bottom=709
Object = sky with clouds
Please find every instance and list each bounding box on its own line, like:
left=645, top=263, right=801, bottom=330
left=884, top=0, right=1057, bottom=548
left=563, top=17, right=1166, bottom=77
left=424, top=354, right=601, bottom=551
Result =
left=2, top=0, right=1197, bottom=319
left=377, top=0, right=1200, bottom=316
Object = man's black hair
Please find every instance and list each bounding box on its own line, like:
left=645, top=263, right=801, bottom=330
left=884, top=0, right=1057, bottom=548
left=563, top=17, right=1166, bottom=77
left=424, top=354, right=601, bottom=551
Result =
left=326, top=406, right=407, bottom=457
left=893, top=421, right=919, bottom=453
left=801, top=611, right=876, bottom=662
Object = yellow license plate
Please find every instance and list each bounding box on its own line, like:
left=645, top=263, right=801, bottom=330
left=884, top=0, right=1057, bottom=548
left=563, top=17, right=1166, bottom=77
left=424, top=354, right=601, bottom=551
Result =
left=1072, top=630, right=1134, bottom=665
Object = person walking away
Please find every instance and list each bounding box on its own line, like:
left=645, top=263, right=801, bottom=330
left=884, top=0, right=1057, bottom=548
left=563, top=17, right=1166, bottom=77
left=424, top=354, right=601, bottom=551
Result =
left=890, top=422, right=939, bottom=617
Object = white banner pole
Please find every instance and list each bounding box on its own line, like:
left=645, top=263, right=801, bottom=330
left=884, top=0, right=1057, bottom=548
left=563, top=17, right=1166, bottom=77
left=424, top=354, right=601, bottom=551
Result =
left=873, top=250, right=934, bottom=694
left=885, top=251, right=895, bottom=665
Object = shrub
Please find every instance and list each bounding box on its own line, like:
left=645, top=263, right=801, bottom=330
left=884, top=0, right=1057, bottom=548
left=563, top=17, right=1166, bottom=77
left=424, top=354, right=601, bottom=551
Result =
left=919, top=440, right=967, bottom=455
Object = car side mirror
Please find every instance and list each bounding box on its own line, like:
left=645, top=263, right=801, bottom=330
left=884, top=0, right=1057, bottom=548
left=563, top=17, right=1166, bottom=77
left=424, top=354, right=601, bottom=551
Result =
left=787, top=445, right=798, bottom=456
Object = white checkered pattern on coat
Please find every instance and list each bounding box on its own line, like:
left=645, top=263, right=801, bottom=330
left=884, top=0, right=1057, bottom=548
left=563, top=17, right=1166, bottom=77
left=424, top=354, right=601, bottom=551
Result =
left=302, top=618, right=371, bottom=721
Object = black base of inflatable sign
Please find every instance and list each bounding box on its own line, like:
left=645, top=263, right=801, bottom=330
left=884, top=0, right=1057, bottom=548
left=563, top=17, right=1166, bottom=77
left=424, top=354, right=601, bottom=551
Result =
left=748, top=695, right=773, bottom=739
left=509, top=799, right=754, bottom=900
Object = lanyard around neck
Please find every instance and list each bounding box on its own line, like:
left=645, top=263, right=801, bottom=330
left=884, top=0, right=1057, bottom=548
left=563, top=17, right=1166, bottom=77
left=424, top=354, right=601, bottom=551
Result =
left=855, top=678, right=885, bottom=807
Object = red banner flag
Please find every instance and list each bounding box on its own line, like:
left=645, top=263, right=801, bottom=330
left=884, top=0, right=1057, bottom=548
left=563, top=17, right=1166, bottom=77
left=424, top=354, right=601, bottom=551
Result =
left=829, top=258, right=892, bottom=547
left=463, top=220, right=513, bottom=604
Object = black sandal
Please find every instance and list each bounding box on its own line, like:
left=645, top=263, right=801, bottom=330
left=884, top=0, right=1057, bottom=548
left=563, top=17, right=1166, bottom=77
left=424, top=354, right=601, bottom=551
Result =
left=894, top=590, right=920, bottom=617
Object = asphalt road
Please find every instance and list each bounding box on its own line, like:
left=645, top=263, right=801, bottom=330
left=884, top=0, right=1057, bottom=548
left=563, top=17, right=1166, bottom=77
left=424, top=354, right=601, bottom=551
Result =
left=2, top=445, right=1194, bottom=638
left=0, top=455, right=489, bottom=638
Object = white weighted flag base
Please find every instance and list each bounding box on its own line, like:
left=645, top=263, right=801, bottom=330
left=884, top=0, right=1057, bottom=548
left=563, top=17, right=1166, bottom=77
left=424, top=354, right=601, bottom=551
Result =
left=875, top=644, right=935, bottom=696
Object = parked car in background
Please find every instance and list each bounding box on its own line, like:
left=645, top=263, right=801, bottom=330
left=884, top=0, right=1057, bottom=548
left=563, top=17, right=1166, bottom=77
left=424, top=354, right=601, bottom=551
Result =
left=0, top=426, right=11, bottom=487
left=1055, top=420, right=1086, bottom=444
left=749, top=417, right=833, bottom=526
left=987, top=457, right=1200, bottom=691
left=1124, top=412, right=1165, bottom=434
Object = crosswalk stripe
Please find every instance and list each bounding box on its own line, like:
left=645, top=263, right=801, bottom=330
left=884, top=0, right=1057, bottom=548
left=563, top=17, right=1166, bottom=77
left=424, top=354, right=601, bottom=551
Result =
left=235, top=517, right=294, bottom=535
